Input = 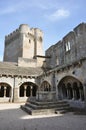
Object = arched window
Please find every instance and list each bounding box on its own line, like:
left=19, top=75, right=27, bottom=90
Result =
left=41, top=81, right=51, bottom=91
left=0, top=83, right=11, bottom=98
left=19, top=82, right=38, bottom=97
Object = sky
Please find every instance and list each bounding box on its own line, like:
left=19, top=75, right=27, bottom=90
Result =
left=0, top=0, right=86, bottom=61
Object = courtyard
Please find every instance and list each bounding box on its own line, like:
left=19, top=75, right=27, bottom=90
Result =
left=0, top=103, right=85, bottom=130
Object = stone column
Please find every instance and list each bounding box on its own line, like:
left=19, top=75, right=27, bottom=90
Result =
left=72, top=89, right=76, bottom=100
left=67, top=88, right=69, bottom=99
left=10, top=87, right=13, bottom=102
left=47, top=83, right=50, bottom=91
left=83, top=84, right=86, bottom=108
left=83, top=85, right=85, bottom=99
left=13, top=88, right=19, bottom=102
left=30, top=86, right=33, bottom=97
left=72, top=89, right=74, bottom=100
left=0, top=85, right=1, bottom=90
left=79, top=89, right=82, bottom=101
left=24, top=85, right=27, bottom=97
left=69, top=89, right=71, bottom=99
left=4, top=86, right=7, bottom=97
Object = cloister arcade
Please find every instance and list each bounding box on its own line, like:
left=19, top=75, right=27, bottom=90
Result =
left=0, top=83, right=11, bottom=98
left=19, top=82, right=38, bottom=98
left=58, top=76, right=84, bottom=101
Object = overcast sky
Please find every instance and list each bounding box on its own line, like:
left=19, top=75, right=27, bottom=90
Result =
left=0, top=0, right=86, bottom=61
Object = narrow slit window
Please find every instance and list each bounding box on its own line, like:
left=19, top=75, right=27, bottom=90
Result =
left=29, top=39, right=31, bottom=43
left=65, top=41, right=71, bottom=52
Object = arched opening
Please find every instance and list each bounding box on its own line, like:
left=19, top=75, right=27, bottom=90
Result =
left=40, top=81, right=51, bottom=91
left=0, top=83, right=11, bottom=102
left=58, top=76, right=84, bottom=101
left=19, top=82, right=38, bottom=97
left=61, top=83, right=67, bottom=99
left=20, top=86, right=24, bottom=97
left=0, top=86, right=4, bottom=97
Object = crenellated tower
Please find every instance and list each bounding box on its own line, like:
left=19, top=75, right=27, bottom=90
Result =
left=3, top=24, right=44, bottom=67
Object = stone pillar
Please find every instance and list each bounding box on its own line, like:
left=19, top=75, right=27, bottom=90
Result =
left=83, top=84, right=86, bottom=108
left=0, top=85, right=1, bottom=90
left=9, top=87, right=13, bottom=102
left=30, top=86, right=33, bottom=97
left=79, top=89, right=82, bottom=101
left=68, top=89, right=70, bottom=99
left=13, top=88, right=19, bottom=102
left=52, top=72, right=56, bottom=91
left=24, top=85, right=27, bottom=97
left=47, top=83, right=50, bottom=91
left=72, top=89, right=74, bottom=100
left=56, top=83, right=58, bottom=100
left=72, top=89, right=76, bottom=100
left=4, top=86, right=7, bottom=97
left=67, top=88, right=69, bottom=99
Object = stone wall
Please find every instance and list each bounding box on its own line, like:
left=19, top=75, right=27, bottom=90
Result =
left=0, top=75, right=37, bottom=102
left=18, top=57, right=37, bottom=67
left=3, top=29, right=22, bottom=62
left=3, top=24, right=44, bottom=67
left=45, top=23, right=86, bottom=68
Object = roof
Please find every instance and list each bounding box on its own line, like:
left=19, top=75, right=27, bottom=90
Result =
left=0, top=61, right=43, bottom=77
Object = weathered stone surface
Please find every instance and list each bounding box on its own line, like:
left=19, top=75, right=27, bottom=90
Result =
left=4, top=24, right=44, bottom=67
left=0, top=22, right=86, bottom=111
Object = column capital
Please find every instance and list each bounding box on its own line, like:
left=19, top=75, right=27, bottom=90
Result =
left=30, top=86, right=33, bottom=90
left=4, top=86, right=7, bottom=90
left=24, top=85, right=27, bottom=90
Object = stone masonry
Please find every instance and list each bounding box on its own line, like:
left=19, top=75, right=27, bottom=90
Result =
left=0, top=23, right=86, bottom=110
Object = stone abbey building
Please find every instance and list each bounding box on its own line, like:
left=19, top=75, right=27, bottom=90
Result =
left=0, top=23, right=86, bottom=109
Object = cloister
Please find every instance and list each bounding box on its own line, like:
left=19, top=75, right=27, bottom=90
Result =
left=19, top=82, right=38, bottom=97
left=58, top=76, right=84, bottom=101
left=0, top=83, right=11, bottom=98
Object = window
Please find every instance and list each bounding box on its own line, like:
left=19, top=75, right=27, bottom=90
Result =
left=65, top=41, right=71, bottom=52
left=39, top=36, right=42, bottom=42
left=29, top=39, right=31, bottom=43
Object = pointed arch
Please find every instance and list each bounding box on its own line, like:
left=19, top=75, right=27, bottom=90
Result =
left=40, top=81, right=51, bottom=91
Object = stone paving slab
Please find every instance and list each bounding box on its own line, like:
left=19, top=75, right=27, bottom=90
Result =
left=0, top=103, right=86, bottom=130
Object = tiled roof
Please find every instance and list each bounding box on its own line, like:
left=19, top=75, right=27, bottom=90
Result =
left=0, top=62, right=43, bottom=76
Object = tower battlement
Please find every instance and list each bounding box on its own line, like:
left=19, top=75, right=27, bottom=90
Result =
left=4, top=24, right=44, bottom=66
left=5, top=29, right=20, bottom=44
left=5, top=24, right=43, bottom=43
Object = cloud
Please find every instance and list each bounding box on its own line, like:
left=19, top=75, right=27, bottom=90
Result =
left=0, top=1, right=32, bottom=15
left=0, top=0, right=48, bottom=15
left=0, top=3, right=23, bottom=15
left=0, top=7, right=17, bottom=15
left=46, top=9, right=70, bottom=21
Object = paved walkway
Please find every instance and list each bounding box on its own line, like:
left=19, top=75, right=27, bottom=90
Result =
left=0, top=103, right=86, bottom=130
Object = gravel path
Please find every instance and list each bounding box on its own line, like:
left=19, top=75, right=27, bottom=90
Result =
left=0, top=103, right=86, bottom=130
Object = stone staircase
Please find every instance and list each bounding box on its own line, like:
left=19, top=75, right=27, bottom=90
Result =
left=21, top=99, right=71, bottom=115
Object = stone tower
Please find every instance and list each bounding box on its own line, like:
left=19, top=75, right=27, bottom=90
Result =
left=3, top=24, right=44, bottom=67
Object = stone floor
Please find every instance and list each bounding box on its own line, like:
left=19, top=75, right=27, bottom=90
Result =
left=0, top=103, right=86, bottom=130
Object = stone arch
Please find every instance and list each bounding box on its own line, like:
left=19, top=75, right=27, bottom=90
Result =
left=57, top=76, right=84, bottom=101
left=19, top=82, right=38, bottom=97
left=40, top=81, right=51, bottom=91
left=0, top=82, right=12, bottom=102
